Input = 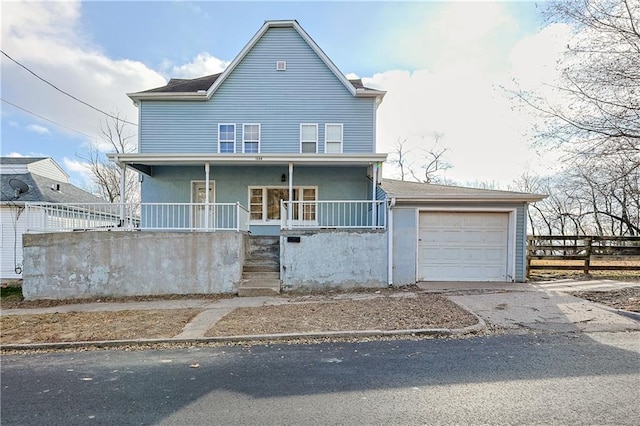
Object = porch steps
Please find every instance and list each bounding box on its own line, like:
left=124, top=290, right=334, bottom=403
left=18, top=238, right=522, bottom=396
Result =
left=238, top=236, right=281, bottom=297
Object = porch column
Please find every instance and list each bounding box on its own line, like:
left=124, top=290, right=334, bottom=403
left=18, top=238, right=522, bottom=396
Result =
left=204, top=162, right=210, bottom=230
left=119, top=162, right=126, bottom=226
left=288, top=162, right=294, bottom=224
left=372, top=162, right=378, bottom=227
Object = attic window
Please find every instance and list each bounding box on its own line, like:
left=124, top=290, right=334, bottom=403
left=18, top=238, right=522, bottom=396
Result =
left=276, top=61, right=286, bottom=71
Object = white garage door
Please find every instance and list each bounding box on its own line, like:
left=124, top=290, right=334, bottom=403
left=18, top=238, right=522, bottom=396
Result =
left=418, top=212, right=509, bottom=282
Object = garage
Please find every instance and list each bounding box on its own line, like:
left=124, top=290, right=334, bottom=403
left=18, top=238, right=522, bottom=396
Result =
left=381, top=178, right=546, bottom=285
left=418, top=211, right=510, bottom=282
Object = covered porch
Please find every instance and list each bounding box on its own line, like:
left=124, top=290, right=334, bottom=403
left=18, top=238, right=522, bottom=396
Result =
left=102, top=152, right=387, bottom=234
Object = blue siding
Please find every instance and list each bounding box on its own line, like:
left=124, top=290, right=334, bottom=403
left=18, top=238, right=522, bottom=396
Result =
left=142, top=165, right=370, bottom=204
left=516, top=204, right=526, bottom=281
left=139, top=27, right=376, bottom=154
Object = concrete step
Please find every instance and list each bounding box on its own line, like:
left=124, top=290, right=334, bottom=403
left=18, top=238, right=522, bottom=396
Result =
left=238, top=286, right=281, bottom=297
left=248, top=236, right=280, bottom=249
left=242, top=271, right=280, bottom=280
left=247, top=250, right=280, bottom=261
left=243, top=263, right=280, bottom=273
left=238, top=278, right=281, bottom=297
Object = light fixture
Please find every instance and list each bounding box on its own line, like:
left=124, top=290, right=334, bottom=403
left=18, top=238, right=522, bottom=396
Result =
left=281, top=173, right=287, bottom=182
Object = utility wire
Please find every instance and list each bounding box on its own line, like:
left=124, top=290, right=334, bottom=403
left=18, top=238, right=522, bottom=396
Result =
left=1, top=50, right=137, bottom=126
left=1, top=98, right=98, bottom=141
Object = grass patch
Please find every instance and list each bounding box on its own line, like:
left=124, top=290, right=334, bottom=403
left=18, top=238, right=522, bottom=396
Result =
left=1, top=309, right=203, bottom=344
left=0, top=286, right=23, bottom=306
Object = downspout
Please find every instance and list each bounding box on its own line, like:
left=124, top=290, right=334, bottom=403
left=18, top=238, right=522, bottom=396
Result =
left=387, top=197, right=396, bottom=287
left=204, top=162, right=210, bottom=230
left=288, top=162, right=293, bottom=226
left=372, top=162, right=378, bottom=226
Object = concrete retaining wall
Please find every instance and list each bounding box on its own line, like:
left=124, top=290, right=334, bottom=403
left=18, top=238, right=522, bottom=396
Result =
left=22, top=231, right=246, bottom=299
left=280, top=230, right=387, bottom=291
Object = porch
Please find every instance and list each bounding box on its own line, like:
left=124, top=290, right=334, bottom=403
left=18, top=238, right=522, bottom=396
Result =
left=24, top=200, right=387, bottom=233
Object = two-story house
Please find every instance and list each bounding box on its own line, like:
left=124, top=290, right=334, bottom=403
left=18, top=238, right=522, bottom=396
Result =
left=22, top=20, right=544, bottom=300
left=114, top=20, right=386, bottom=236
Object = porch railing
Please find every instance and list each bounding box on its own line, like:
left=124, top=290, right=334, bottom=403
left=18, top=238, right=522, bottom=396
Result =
left=281, top=200, right=387, bottom=230
left=25, top=202, right=250, bottom=233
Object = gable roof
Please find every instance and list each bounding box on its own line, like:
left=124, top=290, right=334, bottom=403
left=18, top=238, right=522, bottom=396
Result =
left=0, top=157, right=48, bottom=165
left=381, top=179, right=546, bottom=203
left=128, top=20, right=385, bottom=103
left=1, top=173, right=105, bottom=204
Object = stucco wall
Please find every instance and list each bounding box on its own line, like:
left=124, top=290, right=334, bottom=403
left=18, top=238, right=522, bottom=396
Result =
left=22, top=231, right=246, bottom=300
left=280, top=230, right=387, bottom=291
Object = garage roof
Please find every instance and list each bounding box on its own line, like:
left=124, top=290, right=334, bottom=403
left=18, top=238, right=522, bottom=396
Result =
left=380, top=179, right=546, bottom=203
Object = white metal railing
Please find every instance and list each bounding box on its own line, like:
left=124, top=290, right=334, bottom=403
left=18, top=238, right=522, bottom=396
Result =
left=281, top=200, right=386, bottom=230
left=25, top=202, right=250, bottom=233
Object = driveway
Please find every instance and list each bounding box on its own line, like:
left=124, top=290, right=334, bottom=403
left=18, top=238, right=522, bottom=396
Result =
left=418, top=280, right=640, bottom=333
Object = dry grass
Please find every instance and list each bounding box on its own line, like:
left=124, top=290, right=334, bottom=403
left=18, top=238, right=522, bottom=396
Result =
left=0, top=309, right=202, bottom=344
left=206, top=294, right=477, bottom=337
left=572, top=287, right=640, bottom=313
left=0, top=292, right=231, bottom=310
left=528, top=259, right=640, bottom=281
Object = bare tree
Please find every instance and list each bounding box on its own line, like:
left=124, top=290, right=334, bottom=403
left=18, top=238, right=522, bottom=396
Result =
left=386, top=132, right=451, bottom=183
left=511, top=0, right=639, bottom=236
left=387, top=137, right=414, bottom=181
left=79, top=112, right=139, bottom=203
left=415, top=132, right=452, bottom=184
left=515, top=0, right=639, bottom=160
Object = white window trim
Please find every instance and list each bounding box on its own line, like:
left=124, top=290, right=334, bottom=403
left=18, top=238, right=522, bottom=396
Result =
left=325, top=123, right=343, bottom=153
left=300, top=123, right=318, bottom=154
left=242, top=123, right=261, bottom=153
left=248, top=186, right=318, bottom=224
left=218, top=123, right=236, bottom=154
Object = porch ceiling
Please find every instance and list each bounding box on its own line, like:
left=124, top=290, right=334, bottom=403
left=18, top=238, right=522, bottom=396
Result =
left=107, top=153, right=388, bottom=175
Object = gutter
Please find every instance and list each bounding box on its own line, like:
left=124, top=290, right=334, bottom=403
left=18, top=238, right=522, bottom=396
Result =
left=387, top=197, right=396, bottom=287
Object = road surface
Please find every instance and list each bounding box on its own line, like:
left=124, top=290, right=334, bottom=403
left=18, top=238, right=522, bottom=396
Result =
left=2, top=332, right=639, bottom=425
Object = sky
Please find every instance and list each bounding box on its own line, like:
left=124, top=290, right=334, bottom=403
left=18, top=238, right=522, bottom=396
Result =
left=1, top=0, right=572, bottom=190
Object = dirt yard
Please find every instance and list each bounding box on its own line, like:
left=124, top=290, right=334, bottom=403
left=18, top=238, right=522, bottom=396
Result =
left=0, top=309, right=202, bottom=345
left=2, top=282, right=638, bottom=346
left=206, top=293, right=477, bottom=337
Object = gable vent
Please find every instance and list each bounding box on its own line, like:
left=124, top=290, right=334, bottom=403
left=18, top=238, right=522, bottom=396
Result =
left=276, top=61, right=286, bottom=71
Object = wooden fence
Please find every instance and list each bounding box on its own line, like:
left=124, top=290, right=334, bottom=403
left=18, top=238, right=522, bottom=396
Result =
left=526, top=235, right=640, bottom=277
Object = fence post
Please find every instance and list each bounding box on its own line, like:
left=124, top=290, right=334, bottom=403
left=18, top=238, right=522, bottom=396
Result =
left=584, top=237, right=592, bottom=275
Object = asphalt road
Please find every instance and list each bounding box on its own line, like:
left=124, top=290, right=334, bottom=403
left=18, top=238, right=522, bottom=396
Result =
left=2, top=332, right=639, bottom=425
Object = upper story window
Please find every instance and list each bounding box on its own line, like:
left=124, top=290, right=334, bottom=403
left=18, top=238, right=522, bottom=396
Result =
left=325, top=124, right=343, bottom=153
left=219, top=124, right=235, bottom=153
left=300, top=124, right=318, bottom=153
left=243, top=124, right=260, bottom=153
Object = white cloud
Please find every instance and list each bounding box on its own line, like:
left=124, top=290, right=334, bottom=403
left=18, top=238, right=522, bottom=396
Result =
left=6, top=152, right=27, bottom=157
left=26, top=124, right=50, bottom=134
left=62, top=157, right=93, bottom=181
left=364, top=3, right=570, bottom=187
left=345, top=72, right=359, bottom=80
left=170, top=53, right=230, bottom=78
left=1, top=1, right=166, bottom=152
left=508, top=23, right=571, bottom=91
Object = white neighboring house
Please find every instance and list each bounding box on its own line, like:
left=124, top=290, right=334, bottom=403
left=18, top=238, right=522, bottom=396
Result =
left=0, top=157, right=104, bottom=281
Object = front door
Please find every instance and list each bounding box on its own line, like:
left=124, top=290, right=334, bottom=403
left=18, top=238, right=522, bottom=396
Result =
left=191, top=181, right=215, bottom=229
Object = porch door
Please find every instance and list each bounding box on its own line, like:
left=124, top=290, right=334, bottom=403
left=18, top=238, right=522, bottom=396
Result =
left=191, top=181, right=215, bottom=229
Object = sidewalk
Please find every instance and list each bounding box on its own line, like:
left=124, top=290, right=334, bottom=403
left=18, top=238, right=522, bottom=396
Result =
left=2, top=280, right=639, bottom=350
left=418, top=279, right=640, bottom=333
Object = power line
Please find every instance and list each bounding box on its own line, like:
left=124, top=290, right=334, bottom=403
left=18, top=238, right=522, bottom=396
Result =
left=1, top=50, right=138, bottom=127
left=1, top=98, right=98, bottom=141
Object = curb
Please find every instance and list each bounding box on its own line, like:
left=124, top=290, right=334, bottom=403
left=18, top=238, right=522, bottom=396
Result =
left=594, top=304, right=640, bottom=322
left=0, top=319, right=486, bottom=352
